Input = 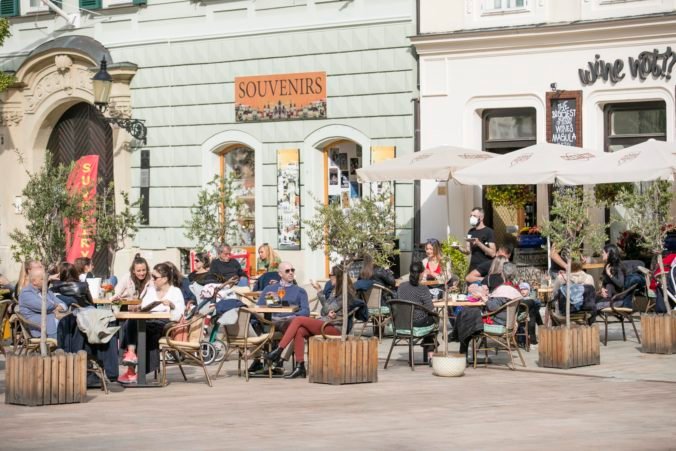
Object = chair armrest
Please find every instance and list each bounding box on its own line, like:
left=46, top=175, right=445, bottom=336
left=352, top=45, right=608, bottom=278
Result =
left=373, top=283, right=395, bottom=297
left=241, top=307, right=276, bottom=327
left=608, top=284, right=636, bottom=314
left=481, top=297, right=522, bottom=319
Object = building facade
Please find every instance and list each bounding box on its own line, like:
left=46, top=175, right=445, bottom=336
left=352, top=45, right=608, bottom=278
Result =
left=414, top=0, right=676, bottom=245
left=0, top=0, right=417, bottom=282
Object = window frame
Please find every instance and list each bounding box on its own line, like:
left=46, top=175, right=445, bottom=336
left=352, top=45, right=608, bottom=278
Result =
left=603, top=101, right=667, bottom=152
left=482, top=107, right=537, bottom=151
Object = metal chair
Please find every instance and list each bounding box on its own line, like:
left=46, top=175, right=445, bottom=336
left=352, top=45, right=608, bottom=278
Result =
left=159, top=314, right=213, bottom=387
left=360, top=283, right=394, bottom=341
left=596, top=284, right=641, bottom=346
left=384, top=299, right=439, bottom=371
left=471, top=298, right=525, bottom=370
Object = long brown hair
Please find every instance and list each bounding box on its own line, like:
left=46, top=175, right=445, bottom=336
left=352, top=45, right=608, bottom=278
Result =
left=155, top=262, right=181, bottom=288
left=130, top=253, right=151, bottom=293
left=332, top=266, right=355, bottom=299
left=360, top=254, right=374, bottom=280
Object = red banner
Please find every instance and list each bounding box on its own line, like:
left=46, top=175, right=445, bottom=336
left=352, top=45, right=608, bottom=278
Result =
left=65, top=155, right=99, bottom=263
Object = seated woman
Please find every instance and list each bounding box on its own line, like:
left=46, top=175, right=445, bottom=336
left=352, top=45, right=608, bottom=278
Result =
left=354, top=253, right=396, bottom=295
left=421, top=239, right=444, bottom=285
left=188, top=252, right=212, bottom=284
left=257, top=243, right=282, bottom=273
left=596, top=243, right=625, bottom=310
left=396, top=261, right=436, bottom=329
left=112, top=253, right=151, bottom=300
left=74, top=257, right=94, bottom=282
left=118, top=262, right=185, bottom=385
left=481, top=256, right=508, bottom=292
left=49, top=262, right=94, bottom=307
left=264, top=267, right=356, bottom=379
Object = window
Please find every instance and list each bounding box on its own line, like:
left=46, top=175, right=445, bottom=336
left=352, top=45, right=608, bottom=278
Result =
left=0, top=0, right=19, bottom=16
left=220, top=146, right=255, bottom=247
left=80, top=0, right=101, bottom=9
left=483, top=0, right=527, bottom=11
left=604, top=101, right=666, bottom=152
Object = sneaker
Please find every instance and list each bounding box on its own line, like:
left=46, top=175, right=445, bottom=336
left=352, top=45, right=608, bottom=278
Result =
left=118, top=370, right=137, bottom=385
left=122, top=351, right=138, bottom=366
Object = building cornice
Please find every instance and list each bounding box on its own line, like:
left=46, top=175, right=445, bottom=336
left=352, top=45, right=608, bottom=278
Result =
left=411, top=14, right=676, bottom=56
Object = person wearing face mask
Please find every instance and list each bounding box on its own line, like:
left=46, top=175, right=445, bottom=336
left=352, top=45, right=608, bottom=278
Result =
left=460, top=207, right=496, bottom=272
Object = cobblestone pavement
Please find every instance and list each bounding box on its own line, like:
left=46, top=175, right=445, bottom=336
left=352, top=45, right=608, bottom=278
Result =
left=1, top=322, right=675, bottom=450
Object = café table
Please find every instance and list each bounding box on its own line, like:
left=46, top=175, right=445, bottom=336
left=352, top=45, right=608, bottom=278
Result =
left=94, top=298, right=141, bottom=305
left=248, top=305, right=298, bottom=315
left=114, top=311, right=171, bottom=387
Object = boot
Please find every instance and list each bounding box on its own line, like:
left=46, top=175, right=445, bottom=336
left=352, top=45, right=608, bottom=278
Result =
left=264, top=347, right=283, bottom=363
left=284, top=362, right=306, bottom=379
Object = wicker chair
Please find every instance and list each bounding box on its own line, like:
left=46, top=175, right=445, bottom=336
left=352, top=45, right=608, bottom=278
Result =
left=0, top=299, right=12, bottom=355
left=596, top=284, right=641, bottom=346
left=384, top=299, right=439, bottom=371
left=360, top=283, right=394, bottom=341
left=471, top=298, right=525, bottom=370
left=159, top=314, right=213, bottom=387
left=10, top=313, right=58, bottom=355
left=215, top=307, right=276, bottom=381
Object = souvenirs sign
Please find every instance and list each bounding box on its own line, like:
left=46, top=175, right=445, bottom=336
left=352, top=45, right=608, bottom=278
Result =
left=235, top=72, right=327, bottom=122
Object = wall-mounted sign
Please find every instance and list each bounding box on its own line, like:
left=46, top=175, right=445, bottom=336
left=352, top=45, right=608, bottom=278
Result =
left=578, top=47, right=676, bottom=86
left=235, top=72, right=327, bottom=122
left=546, top=91, right=582, bottom=147
left=277, top=148, right=301, bottom=250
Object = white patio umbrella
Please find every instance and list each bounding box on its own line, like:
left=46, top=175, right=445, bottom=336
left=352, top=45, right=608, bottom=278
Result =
left=356, top=145, right=493, bottom=183
left=453, top=142, right=603, bottom=186
left=556, top=139, right=676, bottom=185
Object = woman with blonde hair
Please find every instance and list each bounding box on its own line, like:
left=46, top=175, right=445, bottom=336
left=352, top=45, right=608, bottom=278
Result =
left=257, top=243, right=281, bottom=272
left=481, top=255, right=507, bottom=292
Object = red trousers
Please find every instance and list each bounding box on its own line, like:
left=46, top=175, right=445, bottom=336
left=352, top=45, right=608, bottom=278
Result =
left=277, top=317, right=339, bottom=363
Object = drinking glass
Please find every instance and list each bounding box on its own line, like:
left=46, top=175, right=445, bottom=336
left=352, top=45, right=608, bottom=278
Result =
left=277, top=287, right=286, bottom=301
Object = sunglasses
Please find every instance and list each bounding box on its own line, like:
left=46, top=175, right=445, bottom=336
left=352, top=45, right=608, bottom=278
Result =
left=283, top=268, right=296, bottom=274
left=151, top=274, right=164, bottom=280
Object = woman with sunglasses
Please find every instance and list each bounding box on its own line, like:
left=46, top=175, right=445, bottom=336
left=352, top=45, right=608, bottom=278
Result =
left=257, top=243, right=282, bottom=273
left=118, top=262, right=185, bottom=385
left=266, top=266, right=356, bottom=379
left=188, top=252, right=211, bottom=283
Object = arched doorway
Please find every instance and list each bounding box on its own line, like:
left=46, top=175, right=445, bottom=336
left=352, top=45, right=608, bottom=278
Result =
left=47, top=102, right=113, bottom=276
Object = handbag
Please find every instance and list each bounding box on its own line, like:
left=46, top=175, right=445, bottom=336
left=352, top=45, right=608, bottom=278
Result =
left=169, top=316, right=190, bottom=341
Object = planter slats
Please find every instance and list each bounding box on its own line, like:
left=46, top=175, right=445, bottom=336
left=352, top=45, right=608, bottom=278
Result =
left=641, top=314, right=676, bottom=354
left=539, top=325, right=600, bottom=369
left=309, top=336, right=378, bottom=385
left=5, top=350, right=87, bottom=406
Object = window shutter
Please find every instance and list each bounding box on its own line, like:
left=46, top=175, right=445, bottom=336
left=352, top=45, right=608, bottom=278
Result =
left=80, top=0, right=102, bottom=9
left=133, top=0, right=147, bottom=5
left=0, top=0, right=19, bottom=17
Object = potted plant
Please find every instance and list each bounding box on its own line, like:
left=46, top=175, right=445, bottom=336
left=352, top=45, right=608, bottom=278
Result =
left=540, top=186, right=606, bottom=369
left=7, top=152, right=91, bottom=405
left=304, top=192, right=397, bottom=384
left=616, top=180, right=675, bottom=354
left=594, top=182, right=634, bottom=206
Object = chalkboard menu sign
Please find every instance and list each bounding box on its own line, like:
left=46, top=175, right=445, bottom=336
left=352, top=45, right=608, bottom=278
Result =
left=546, top=91, right=582, bottom=147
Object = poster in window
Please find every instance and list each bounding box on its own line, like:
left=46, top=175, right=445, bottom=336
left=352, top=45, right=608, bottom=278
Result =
left=349, top=157, right=360, bottom=179
left=277, top=148, right=301, bottom=250
left=328, top=167, right=340, bottom=196
left=371, top=146, right=396, bottom=201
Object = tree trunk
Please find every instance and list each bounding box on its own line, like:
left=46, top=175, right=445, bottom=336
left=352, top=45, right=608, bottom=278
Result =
left=657, top=253, right=672, bottom=315
left=565, top=258, right=571, bottom=329
left=40, top=269, right=48, bottom=357
left=108, top=244, right=117, bottom=279
left=341, top=262, right=349, bottom=340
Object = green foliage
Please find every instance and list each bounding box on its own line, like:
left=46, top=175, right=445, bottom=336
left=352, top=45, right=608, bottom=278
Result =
left=184, top=174, right=242, bottom=252
left=0, top=18, right=13, bottom=93
left=305, top=192, right=398, bottom=269
left=541, top=186, right=606, bottom=264
left=92, top=182, right=142, bottom=276
left=441, top=235, right=468, bottom=290
left=594, top=183, right=634, bottom=206
left=616, top=180, right=673, bottom=256
left=485, top=185, right=535, bottom=208
left=10, top=152, right=91, bottom=266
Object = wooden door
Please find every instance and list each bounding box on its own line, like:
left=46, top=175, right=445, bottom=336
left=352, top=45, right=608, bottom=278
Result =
left=47, top=102, right=113, bottom=277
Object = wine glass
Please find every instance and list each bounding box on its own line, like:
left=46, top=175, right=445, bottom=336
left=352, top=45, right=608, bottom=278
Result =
left=277, top=286, right=286, bottom=302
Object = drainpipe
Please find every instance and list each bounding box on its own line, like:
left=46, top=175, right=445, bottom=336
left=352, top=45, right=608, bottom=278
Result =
left=413, top=0, right=421, bottom=244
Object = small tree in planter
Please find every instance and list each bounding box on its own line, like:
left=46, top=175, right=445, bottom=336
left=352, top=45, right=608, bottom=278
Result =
left=304, top=192, right=396, bottom=385
left=92, top=182, right=143, bottom=277
left=184, top=174, right=242, bottom=252
left=617, top=180, right=675, bottom=353
left=540, top=186, right=606, bottom=368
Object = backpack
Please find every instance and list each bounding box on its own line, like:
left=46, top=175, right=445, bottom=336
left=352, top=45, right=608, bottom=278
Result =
left=558, top=284, right=585, bottom=312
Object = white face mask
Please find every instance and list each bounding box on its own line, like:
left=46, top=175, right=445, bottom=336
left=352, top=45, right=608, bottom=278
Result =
left=469, top=216, right=479, bottom=227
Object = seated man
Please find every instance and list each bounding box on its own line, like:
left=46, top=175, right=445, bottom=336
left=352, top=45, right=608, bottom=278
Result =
left=465, top=244, right=513, bottom=285
left=250, top=261, right=309, bottom=373
left=209, top=243, right=248, bottom=286
left=18, top=268, right=60, bottom=339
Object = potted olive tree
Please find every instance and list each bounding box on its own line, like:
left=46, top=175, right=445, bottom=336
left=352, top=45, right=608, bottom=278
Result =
left=7, top=152, right=91, bottom=405
left=540, top=186, right=606, bottom=369
left=304, top=192, right=396, bottom=384
left=617, top=180, right=675, bottom=354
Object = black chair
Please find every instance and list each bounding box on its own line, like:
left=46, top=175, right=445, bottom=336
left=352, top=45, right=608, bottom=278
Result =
left=595, top=284, right=641, bottom=346
left=384, top=299, right=439, bottom=371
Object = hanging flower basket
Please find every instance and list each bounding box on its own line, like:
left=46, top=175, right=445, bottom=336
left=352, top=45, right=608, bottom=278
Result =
left=485, top=185, right=535, bottom=209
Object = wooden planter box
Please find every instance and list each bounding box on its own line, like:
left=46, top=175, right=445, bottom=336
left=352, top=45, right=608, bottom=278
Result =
left=641, top=314, right=676, bottom=354
left=308, top=336, right=378, bottom=385
left=5, top=350, right=88, bottom=406
left=538, top=325, right=600, bottom=369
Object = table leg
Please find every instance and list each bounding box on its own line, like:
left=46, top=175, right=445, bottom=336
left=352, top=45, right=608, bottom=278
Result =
left=137, top=319, right=147, bottom=385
